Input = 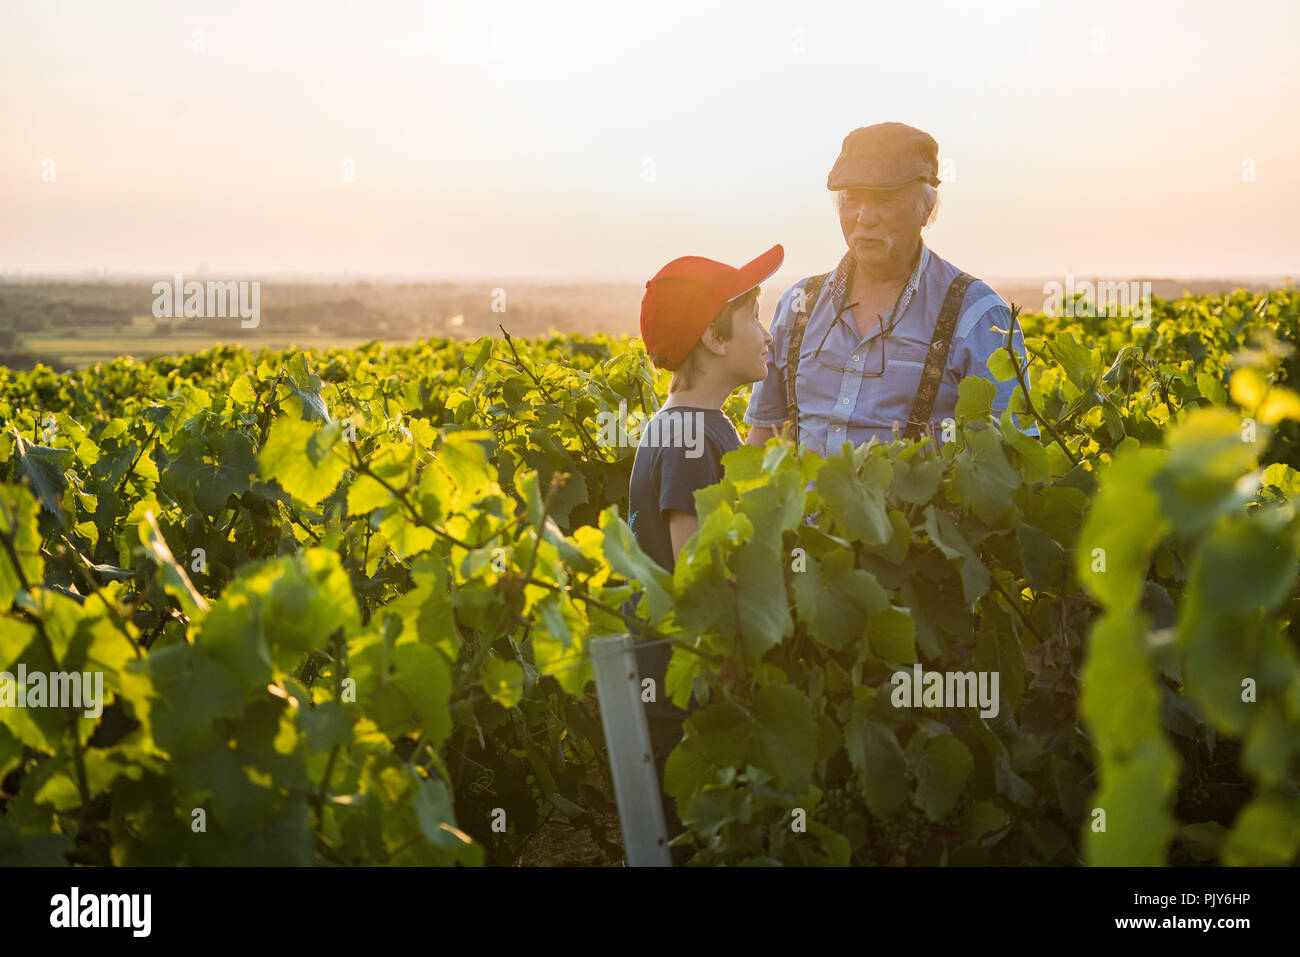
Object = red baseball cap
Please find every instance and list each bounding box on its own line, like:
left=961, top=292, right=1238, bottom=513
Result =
left=640, top=244, right=784, bottom=370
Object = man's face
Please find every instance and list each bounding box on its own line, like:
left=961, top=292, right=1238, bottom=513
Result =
left=836, top=183, right=926, bottom=271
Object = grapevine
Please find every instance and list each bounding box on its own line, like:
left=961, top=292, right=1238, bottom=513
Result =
left=0, top=288, right=1298, bottom=867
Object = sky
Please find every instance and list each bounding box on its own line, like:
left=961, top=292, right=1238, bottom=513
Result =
left=2, top=0, right=1298, bottom=289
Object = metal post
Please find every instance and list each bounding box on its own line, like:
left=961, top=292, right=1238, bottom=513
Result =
left=589, top=634, right=672, bottom=867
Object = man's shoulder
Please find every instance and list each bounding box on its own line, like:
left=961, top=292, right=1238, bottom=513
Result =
left=923, top=253, right=1008, bottom=327
left=960, top=279, right=1009, bottom=318
left=771, top=267, right=840, bottom=325
left=923, top=250, right=1003, bottom=305
left=769, top=276, right=813, bottom=326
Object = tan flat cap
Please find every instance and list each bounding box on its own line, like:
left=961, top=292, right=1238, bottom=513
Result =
left=827, top=122, right=940, bottom=190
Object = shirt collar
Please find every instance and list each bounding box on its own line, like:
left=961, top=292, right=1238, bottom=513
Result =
left=830, top=239, right=930, bottom=315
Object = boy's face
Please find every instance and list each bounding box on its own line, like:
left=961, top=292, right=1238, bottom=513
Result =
left=726, top=292, right=772, bottom=384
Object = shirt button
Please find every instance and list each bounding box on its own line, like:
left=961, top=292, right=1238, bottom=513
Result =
left=841, top=398, right=849, bottom=405
left=852, top=354, right=860, bottom=362
left=831, top=424, right=840, bottom=432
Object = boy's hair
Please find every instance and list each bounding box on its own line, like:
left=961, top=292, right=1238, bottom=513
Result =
left=650, top=286, right=759, bottom=393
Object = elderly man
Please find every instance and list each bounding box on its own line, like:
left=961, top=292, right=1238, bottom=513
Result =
left=744, top=122, right=1037, bottom=455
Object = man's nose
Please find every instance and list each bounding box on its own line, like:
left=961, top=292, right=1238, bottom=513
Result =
left=856, top=204, right=881, bottom=227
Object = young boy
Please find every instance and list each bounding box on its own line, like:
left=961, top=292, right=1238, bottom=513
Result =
left=627, top=243, right=784, bottom=856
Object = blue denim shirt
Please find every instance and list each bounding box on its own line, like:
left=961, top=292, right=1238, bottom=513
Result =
left=743, top=241, right=1038, bottom=456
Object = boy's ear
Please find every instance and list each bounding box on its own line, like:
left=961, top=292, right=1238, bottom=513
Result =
left=697, top=325, right=728, bottom=357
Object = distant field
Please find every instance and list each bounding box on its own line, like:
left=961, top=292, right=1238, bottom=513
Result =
left=17, top=329, right=426, bottom=370
left=0, top=277, right=643, bottom=371
left=4, top=274, right=1293, bottom=373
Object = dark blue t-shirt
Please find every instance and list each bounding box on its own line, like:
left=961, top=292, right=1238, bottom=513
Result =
left=626, top=406, right=740, bottom=718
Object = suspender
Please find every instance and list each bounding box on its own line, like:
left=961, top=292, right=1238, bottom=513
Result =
left=782, top=267, right=976, bottom=449
left=902, top=271, right=975, bottom=442
left=784, top=272, right=830, bottom=452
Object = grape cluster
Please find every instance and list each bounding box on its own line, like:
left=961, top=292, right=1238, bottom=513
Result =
left=815, top=781, right=868, bottom=824
left=874, top=804, right=931, bottom=860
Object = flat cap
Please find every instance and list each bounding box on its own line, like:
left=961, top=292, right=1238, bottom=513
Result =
left=827, top=122, right=940, bottom=190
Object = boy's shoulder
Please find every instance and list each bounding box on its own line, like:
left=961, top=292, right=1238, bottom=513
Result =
left=636, top=407, right=738, bottom=462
